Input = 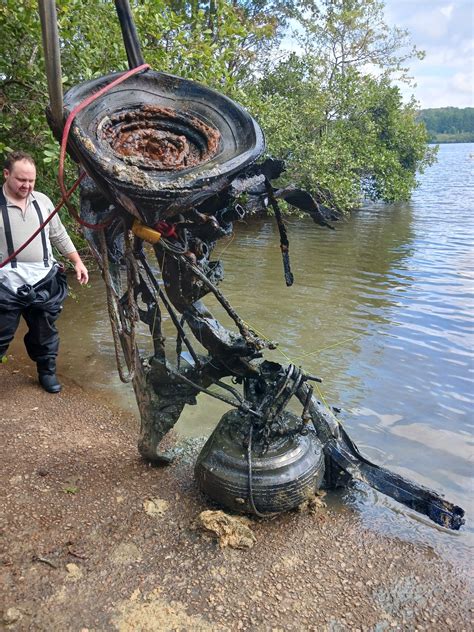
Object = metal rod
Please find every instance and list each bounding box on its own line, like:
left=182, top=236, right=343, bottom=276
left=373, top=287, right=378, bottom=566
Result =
left=114, top=0, right=145, bottom=69
left=137, top=253, right=201, bottom=368
left=38, top=0, right=64, bottom=131
left=265, top=179, right=294, bottom=287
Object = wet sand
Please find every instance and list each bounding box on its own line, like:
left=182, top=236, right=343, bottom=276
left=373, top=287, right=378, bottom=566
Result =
left=1, top=357, right=472, bottom=631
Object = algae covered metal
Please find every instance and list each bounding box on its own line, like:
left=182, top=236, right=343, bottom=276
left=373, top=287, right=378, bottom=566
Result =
left=38, top=0, right=464, bottom=530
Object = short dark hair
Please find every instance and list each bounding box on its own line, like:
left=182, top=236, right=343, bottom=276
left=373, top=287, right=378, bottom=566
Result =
left=4, top=151, right=36, bottom=171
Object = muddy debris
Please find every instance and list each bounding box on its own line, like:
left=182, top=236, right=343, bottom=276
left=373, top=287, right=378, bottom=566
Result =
left=143, top=497, right=170, bottom=517
left=195, top=510, right=257, bottom=549
left=297, top=490, right=327, bottom=514
left=3, top=607, right=22, bottom=626
left=112, top=588, right=216, bottom=632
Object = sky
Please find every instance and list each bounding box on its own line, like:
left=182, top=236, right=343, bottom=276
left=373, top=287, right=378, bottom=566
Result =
left=383, top=0, right=474, bottom=108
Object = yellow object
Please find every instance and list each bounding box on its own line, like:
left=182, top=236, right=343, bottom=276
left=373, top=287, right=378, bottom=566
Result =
left=132, top=219, right=162, bottom=244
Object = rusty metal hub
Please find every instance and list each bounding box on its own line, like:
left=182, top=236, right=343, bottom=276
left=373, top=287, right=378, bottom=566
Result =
left=101, top=105, right=221, bottom=170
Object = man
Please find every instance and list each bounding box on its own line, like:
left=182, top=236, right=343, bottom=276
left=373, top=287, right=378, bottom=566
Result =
left=0, top=150, right=88, bottom=393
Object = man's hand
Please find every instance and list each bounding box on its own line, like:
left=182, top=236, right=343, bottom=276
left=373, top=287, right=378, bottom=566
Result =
left=74, top=260, right=89, bottom=285
left=67, top=251, right=89, bottom=285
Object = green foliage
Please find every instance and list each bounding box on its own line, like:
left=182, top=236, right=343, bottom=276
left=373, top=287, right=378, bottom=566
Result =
left=417, top=107, right=474, bottom=143
left=244, top=5, right=435, bottom=210
left=1, top=0, right=434, bottom=221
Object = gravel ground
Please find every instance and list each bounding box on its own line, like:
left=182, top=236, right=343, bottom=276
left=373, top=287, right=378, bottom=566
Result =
left=1, top=358, right=472, bottom=631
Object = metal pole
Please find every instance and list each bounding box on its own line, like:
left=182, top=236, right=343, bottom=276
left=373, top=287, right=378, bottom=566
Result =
left=114, top=0, right=145, bottom=69
left=38, top=0, right=64, bottom=131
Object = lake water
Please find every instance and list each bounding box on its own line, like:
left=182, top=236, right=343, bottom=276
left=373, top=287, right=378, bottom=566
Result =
left=11, top=143, right=474, bottom=563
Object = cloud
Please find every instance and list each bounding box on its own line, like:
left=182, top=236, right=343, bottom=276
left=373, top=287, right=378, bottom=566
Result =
left=397, top=73, right=472, bottom=109
left=280, top=0, right=473, bottom=108
left=440, top=4, right=454, bottom=19
left=384, top=0, right=474, bottom=107
left=405, top=11, right=449, bottom=40
left=452, top=72, right=473, bottom=96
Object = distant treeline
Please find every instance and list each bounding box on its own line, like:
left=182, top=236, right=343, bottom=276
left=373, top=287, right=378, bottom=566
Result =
left=418, top=107, right=474, bottom=143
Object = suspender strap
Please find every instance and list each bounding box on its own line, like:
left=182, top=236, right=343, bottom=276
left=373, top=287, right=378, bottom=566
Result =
left=32, top=199, right=50, bottom=267
left=0, top=189, right=17, bottom=268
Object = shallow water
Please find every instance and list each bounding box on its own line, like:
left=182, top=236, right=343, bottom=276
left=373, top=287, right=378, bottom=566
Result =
left=11, top=143, right=474, bottom=563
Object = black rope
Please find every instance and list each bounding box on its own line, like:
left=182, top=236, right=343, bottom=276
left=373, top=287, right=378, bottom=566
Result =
left=247, top=424, right=278, bottom=519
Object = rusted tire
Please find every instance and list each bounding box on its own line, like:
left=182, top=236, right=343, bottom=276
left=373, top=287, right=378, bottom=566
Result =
left=62, top=69, right=265, bottom=219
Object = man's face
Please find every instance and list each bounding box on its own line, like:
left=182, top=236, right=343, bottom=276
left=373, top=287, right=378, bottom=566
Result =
left=3, top=159, right=36, bottom=201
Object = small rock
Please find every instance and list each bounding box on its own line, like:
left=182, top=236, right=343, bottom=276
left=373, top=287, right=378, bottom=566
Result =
left=143, top=497, right=169, bottom=517
left=66, top=563, right=83, bottom=580
left=130, top=588, right=141, bottom=601
left=3, top=608, right=22, bottom=625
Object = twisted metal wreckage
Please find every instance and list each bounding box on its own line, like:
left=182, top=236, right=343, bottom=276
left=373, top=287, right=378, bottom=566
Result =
left=38, top=0, right=464, bottom=529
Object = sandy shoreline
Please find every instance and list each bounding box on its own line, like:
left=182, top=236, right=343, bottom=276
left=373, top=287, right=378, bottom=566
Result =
left=1, top=358, right=472, bottom=631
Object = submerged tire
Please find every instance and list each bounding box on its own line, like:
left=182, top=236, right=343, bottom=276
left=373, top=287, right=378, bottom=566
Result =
left=195, top=410, right=325, bottom=516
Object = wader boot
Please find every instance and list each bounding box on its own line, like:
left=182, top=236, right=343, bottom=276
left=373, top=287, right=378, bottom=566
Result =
left=37, top=359, right=61, bottom=394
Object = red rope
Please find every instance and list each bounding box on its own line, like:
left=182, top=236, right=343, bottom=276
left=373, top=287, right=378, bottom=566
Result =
left=0, top=174, right=85, bottom=269
left=58, top=63, right=150, bottom=229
